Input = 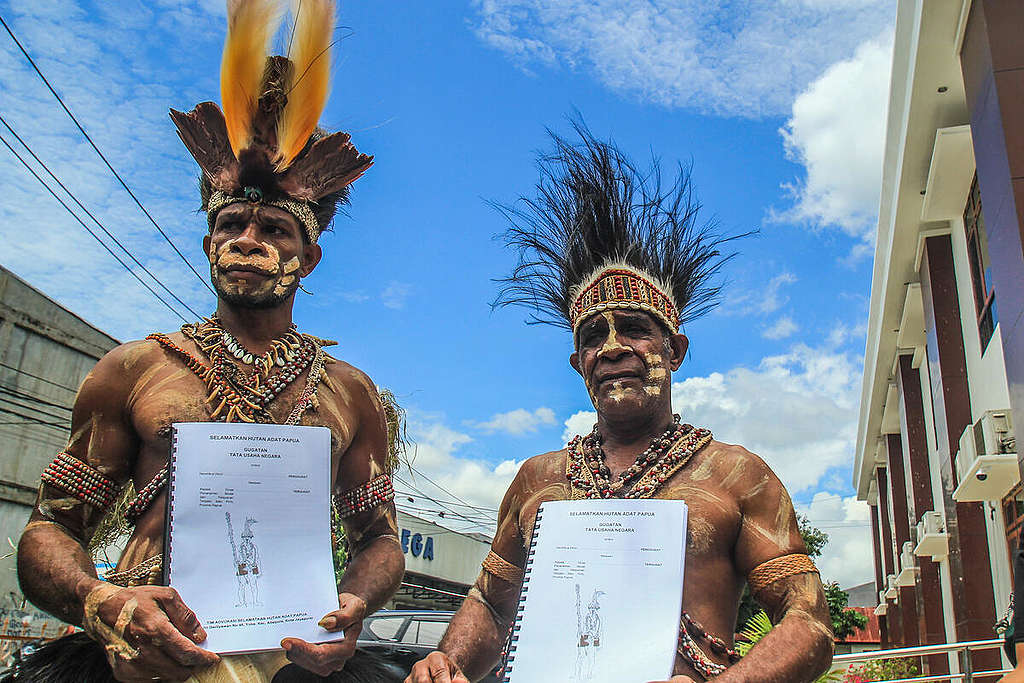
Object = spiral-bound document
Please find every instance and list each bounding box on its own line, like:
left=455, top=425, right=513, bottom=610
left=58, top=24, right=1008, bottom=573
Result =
left=503, top=499, right=687, bottom=683
left=165, top=422, right=339, bottom=654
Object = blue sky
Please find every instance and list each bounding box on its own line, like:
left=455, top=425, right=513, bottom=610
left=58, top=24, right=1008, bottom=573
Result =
left=0, top=0, right=896, bottom=587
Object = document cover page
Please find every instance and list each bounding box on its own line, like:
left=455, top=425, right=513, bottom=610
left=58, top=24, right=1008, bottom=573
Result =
left=167, top=422, right=338, bottom=654
left=504, top=499, right=687, bottom=683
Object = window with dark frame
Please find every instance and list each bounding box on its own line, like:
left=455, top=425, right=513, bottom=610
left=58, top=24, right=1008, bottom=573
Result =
left=963, top=174, right=998, bottom=352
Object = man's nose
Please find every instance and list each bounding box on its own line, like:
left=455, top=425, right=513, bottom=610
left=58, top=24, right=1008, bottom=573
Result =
left=230, top=225, right=266, bottom=255
left=597, top=338, right=630, bottom=360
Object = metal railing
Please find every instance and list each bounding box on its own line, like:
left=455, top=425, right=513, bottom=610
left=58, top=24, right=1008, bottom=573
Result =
left=831, top=638, right=1011, bottom=682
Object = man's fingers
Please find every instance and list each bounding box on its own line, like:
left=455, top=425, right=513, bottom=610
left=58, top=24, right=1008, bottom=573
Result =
left=143, top=617, right=219, bottom=668
left=155, top=589, right=206, bottom=642
left=281, top=638, right=352, bottom=677
left=111, top=643, right=194, bottom=682
left=405, top=651, right=464, bottom=683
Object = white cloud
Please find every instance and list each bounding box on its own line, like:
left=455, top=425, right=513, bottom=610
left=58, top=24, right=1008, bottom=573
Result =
left=473, top=407, right=557, bottom=435
left=772, top=33, right=894, bottom=250
left=724, top=271, right=796, bottom=317
left=471, top=0, right=894, bottom=118
left=762, top=316, right=798, bottom=340
left=562, top=409, right=598, bottom=443
left=380, top=281, right=412, bottom=310
left=672, top=341, right=860, bottom=494
left=798, top=492, right=873, bottom=589
left=0, top=1, right=222, bottom=340
left=397, top=417, right=523, bottom=534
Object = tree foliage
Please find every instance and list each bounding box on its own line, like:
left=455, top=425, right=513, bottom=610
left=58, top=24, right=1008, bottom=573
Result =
left=825, top=580, right=869, bottom=640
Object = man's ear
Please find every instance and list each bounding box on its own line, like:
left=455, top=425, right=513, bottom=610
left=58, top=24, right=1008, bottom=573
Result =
left=300, top=243, right=323, bottom=276
left=203, top=234, right=213, bottom=262
left=570, top=351, right=583, bottom=377
left=668, top=333, right=688, bottom=371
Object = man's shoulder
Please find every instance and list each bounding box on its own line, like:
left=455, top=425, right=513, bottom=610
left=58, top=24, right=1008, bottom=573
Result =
left=700, top=439, right=779, bottom=485
left=320, top=353, right=379, bottom=400
left=516, top=448, right=569, bottom=482
left=93, top=336, right=174, bottom=377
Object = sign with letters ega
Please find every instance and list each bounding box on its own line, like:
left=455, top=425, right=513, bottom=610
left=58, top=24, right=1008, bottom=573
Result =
left=400, top=528, right=435, bottom=561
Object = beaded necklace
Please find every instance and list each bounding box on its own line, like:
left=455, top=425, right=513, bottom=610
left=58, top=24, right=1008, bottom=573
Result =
left=147, top=317, right=325, bottom=424
left=565, top=418, right=712, bottom=499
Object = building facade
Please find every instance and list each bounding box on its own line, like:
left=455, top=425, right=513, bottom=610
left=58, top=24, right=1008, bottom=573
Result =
left=387, top=511, right=491, bottom=611
left=0, top=265, right=118, bottom=635
left=853, top=0, right=1024, bottom=676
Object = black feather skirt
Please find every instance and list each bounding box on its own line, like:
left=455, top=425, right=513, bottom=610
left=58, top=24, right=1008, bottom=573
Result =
left=0, top=632, right=404, bottom=683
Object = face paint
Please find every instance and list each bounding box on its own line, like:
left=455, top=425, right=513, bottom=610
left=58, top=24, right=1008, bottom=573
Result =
left=641, top=352, right=667, bottom=396
left=210, top=237, right=301, bottom=306
left=597, top=312, right=628, bottom=357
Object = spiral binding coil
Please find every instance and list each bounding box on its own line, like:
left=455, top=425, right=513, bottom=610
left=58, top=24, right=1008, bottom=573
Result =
left=501, top=506, right=543, bottom=682
left=162, top=427, right=179, bottom=586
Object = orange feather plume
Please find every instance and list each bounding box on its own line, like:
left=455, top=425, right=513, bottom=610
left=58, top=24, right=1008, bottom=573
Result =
left=221, top=0, right=280, bottom=159
left=274, top=0, right=335, bottom=171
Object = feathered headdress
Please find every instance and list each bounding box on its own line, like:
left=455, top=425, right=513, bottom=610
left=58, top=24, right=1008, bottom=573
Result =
left=494, top=122, right=738, bottom=335
left=169, top=0, right=373, bottom=243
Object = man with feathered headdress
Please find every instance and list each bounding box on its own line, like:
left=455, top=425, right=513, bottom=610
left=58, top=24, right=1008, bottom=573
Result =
left=406, top=125, right=834, bottom=683
left=12, top=2, right=405, bottom=681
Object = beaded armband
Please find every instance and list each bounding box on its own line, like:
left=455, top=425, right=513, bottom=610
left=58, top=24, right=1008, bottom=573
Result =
left=482, top=551, right=524, bottom=584
left=747, top=553, right=819, bottom=595
left=40, top=452, right=119, bottom=510
left=335, top=474, right=394, bottom=518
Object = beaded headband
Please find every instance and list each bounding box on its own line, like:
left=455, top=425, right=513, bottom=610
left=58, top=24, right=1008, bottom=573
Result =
left=569, top=265, right=680, bottom=333
left=207, top=190, right=321, bottom=244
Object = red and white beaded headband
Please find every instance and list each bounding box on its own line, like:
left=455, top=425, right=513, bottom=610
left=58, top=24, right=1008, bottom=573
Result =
left=569, top=263, right=680, bottom=333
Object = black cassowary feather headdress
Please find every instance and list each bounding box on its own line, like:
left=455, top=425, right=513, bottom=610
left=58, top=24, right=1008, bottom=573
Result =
left=493, top=121, right=740, bottom=335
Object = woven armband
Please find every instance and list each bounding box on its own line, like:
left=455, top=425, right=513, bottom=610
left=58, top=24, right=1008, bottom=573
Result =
left=335, top=474, right=394, bottom=518
left=748, top=553, right=819, bottom=595
left=40, top=452, right=118, bottom=510
left=482, top=551, right=524, bottom=584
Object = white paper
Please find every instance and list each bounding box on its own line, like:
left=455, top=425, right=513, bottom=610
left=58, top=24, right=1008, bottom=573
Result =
left=504, top=499, right=687, bottom=683
left=167, top=422, right=339, bottom=654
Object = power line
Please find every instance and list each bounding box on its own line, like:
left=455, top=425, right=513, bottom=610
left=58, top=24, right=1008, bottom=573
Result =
left=0, top=385, right=70, bottom=415
left=0, top=130, right=190, bottom=324
left=0, top=405, right=66, bottom=430
left=0, top=362, right=78, bottom=393
left=0, top=14, right=217, bottom=297
left=0, top=114, right=204, bottom=320
left=405, top=460, right=500, bottom=515
left=394, top=473, right=497, bottom=528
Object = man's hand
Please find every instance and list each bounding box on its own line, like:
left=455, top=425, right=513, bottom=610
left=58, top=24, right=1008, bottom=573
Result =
left=405, top=651, right=470, bottom=683
left=84, top=583, right=219, bottom=682
left=280, top=592, right=366, bottom=676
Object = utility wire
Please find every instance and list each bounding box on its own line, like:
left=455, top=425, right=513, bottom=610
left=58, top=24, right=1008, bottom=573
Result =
left=0, top=405, right=66, bottom=430
left=0, top=114, right=204, bottom=320
left=394, top=473, right=497, bottom=528
left=0, top=131, right=190, bottom=323
left=0, top=385, right=70, bottom=415
left=0, top=362, right=78, bottom=393
left=0, top=394, right=69, bottom=424
left=0, top=14, right=217, bottom=297
left=405, top=461, right=499, bottom=516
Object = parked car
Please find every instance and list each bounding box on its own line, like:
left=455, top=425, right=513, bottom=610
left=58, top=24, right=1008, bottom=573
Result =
left=358, top=610, right=502, bottom=682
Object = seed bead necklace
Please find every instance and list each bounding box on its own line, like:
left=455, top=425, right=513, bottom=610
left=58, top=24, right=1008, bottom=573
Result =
left=565, top=417, right=712, bottom=499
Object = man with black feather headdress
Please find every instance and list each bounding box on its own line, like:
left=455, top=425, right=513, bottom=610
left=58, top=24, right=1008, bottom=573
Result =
left=11, top=2, right=404, bottom=682
left=406, top=126, right=834, bottom=683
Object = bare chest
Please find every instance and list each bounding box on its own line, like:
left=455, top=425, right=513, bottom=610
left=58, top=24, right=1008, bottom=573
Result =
left=126, top=363, right=356, bottom=484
